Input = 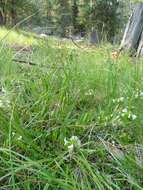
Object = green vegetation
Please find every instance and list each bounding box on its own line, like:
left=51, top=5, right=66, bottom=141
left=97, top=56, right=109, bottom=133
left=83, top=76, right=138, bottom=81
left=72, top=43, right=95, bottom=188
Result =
left=0, top=28, right=143, bottom=189
left=0, top=0, right=128, bottom=41
left=0, top=27, right=37, bottom=46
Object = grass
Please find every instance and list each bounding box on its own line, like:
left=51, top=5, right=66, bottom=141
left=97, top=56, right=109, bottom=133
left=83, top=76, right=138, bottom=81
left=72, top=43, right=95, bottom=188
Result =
left=0, top=27, right=37, bottom=46
left=0, top=27, right=143, bottom=189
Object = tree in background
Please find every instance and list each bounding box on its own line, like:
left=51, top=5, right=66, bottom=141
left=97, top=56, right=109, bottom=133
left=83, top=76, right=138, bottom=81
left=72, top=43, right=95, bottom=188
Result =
left=57, top=0, right=71, bottom=37
left=71, top=0, right=79, bottom=34
left=88, top=0, right=125, bottom=42
left=0, top=0, right=128, bottom=43
left=0, top=0, right=38, bottom=27
left=0, top=0, right=6, bottom=25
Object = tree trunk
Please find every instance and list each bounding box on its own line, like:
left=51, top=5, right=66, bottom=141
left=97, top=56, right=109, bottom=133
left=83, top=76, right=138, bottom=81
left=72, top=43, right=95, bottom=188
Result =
left=11, top=0, right=17, bottom=26
left=0, top=0, right=6, bottom=25
left=136, top=30, right=143, bottom=57
left=72, top=0, right=79, bottom=34
left=120, top=3, right=143, bottom=55
left=0, top=11, right=4, bottom=25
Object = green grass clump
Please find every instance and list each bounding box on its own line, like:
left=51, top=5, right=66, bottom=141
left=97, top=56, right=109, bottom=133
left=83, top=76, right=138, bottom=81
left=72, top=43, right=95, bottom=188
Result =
left=0, top=33, right=143, bottom=189
left=0, top=27, right=37, bottom=46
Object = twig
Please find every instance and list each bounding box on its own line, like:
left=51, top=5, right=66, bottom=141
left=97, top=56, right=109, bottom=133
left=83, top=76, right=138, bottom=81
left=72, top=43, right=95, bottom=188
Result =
left=12, top=58, right=67, bottom=70
left=67, top=36, right=85, bottom=49
left=12, top=58, right=36, bottom=66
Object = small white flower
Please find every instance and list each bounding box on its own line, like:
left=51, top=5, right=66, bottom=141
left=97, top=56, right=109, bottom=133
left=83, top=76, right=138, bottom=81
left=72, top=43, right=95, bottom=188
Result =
left=70, top=136, right=81, bottom=147
left=117, top=97, right=124, bottom=103
left=68, top=144, right=74, bottom=153
left=70, top=136, right=78, bottom=141
left=85, top=89, right=94, bottom=96
left=122, top=108, right=128, bottom=113
left=140, top=92, right=143, bottom=96
left=12, top=132, right=15, bottom=136
left=128, top=114, right=137, bottom=120
left=131, top=114, right=137, bottom=120
left=112, top=141, right=115, bottom=145
left=64, top=136, right=81, bottom=154
left=17, top=136, right=22, bottom=141
left=112, top=99, right=116, bottom=103
left=120, top=97, right=124, bottom=101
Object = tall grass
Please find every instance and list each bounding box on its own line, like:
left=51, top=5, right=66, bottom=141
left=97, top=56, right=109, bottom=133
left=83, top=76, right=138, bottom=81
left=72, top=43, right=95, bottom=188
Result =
left=0, top=31, right=143, bottom=189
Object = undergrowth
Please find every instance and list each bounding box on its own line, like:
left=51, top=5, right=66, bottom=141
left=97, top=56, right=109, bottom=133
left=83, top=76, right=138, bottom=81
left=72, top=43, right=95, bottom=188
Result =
left=0, top=29, right=143, bottom=189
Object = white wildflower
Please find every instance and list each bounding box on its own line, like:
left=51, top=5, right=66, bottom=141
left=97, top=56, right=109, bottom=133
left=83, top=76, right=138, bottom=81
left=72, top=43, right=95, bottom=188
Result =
left=55, top=103, right=60, bottom=107
left=120, top=97, right=124, bottom=101
left=117, top=97, right=124, bottom=103
left=12, top=132, right=15, bottom=136
left=17, top=136, right=22, bottom=141
left=112, top=140, right=115, bottom=145
left=122, top=108, right=128, bottom=113
left=131, top=114, right=137, bottom=120
left=140, top=92, right=143, bottom=96
left=128, top=114, right=137, bottom=120
left=64, top=136, right=81, bottom=154
left=70, top=136, right=81, bottom=147
left=68, top=144, right=74, bottom=153
left=85, top=89, right=94, bottom=96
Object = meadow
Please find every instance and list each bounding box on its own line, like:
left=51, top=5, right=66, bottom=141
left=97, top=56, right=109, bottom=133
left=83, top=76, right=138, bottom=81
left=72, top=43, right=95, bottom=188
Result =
left=0, top=28, right=143, bottom=190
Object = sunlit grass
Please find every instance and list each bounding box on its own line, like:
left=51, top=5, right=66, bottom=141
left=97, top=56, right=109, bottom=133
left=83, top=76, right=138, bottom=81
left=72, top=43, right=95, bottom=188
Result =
left=0, top=27, right=37, bottom=46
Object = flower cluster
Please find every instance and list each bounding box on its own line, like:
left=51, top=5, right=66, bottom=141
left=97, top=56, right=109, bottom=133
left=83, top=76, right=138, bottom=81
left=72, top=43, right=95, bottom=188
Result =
left=64, top=136, right=81, bottom=154
left=134, top=89, right=143, bottom=99
left=121, top=108, right=137, bottom=121
left=112, top=97, right=124, bottom=103
left=111, top=95, right=138, bottom=121
left=99, top=106, right=137, bottom=127
left=12, top=132, right=23, bottom=141
left=85, top=89, right=94, bottom=96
